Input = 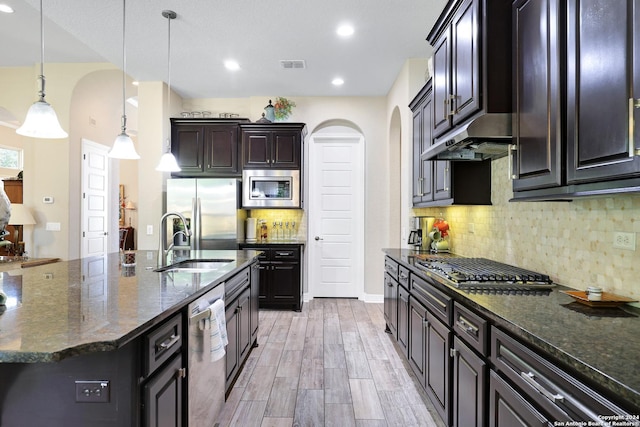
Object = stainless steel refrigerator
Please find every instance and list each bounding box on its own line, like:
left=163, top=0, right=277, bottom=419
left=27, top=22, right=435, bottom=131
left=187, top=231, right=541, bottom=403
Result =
left=165, top=178, right=246, bottom=249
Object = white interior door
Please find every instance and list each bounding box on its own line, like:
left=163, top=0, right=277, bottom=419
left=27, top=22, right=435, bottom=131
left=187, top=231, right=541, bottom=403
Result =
left=308, top=135, right=364, bottom=298
left=81, top=139, right=109, bottom=258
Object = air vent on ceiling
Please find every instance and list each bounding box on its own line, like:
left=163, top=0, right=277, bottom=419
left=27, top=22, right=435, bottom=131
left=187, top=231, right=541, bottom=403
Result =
left=280, top=60, right=306, bottom=69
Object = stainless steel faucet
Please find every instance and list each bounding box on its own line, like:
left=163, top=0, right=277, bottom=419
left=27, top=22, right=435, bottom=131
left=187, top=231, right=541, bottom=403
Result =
left=158, top=212, right=192, bottom=267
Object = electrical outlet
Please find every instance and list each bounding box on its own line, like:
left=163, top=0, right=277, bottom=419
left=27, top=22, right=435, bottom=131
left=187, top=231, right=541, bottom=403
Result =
left=613, top=232, right=636, bottom=250
left=147, top=225, right=153, bottom=235
left=75, top=380, right=110, bottom=403
left=468, top=223, right=475, bottom=234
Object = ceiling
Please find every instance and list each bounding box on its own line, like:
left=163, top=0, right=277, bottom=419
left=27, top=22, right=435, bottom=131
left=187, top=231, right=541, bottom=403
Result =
left=0, top=0, right=446, bottom=99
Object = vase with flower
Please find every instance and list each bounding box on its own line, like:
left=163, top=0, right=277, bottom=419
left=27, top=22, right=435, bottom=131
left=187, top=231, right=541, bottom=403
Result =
left=273, top=97, right=296, bottom=121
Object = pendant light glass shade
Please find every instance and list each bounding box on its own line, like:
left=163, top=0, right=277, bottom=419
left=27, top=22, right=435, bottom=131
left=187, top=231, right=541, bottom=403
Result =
left=16, top=99, right=68, bottom=138
left=156, top=150, right=181, bottom=171
left=155, top=10, right=181, bottom=172
left=109, top=0, right=140, bottom=160
left=16, top=0, right=67, bottom=139
left=110, top=131, right=140, bottom=159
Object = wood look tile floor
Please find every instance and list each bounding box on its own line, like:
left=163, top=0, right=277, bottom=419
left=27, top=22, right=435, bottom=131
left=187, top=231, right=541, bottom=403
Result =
left=216, top=299, right=442, bottom=427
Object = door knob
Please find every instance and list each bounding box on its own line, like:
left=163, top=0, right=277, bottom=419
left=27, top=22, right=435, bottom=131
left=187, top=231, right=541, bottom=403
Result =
left=314, top=236, right=323, bottom=241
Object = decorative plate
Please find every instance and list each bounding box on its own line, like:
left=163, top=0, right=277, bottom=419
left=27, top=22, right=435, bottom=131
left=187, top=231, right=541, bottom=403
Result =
left=561, top=290, right=637, bottom=307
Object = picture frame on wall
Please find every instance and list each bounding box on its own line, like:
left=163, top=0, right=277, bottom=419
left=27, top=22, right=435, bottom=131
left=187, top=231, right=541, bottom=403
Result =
left=119, top=185, right=125, bottom=227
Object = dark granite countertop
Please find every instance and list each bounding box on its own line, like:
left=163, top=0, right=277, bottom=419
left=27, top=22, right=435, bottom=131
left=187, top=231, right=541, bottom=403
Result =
left=383, top=248, right=640, bottom=412
left=240, top=241, right=305, bottom=246
left=0, top=250, right=260, bottom=363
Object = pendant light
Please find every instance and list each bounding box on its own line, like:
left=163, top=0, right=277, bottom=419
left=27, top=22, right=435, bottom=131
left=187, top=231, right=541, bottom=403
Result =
left=155, top=9, right=180, bottom=172
left=16, top=0, right=68, bottom=139
left=108, top=0, right=140, bottom=159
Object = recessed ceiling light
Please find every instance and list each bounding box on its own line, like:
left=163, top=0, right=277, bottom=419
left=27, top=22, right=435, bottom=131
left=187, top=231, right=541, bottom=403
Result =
left=332, top=78, right=345, bottom=86
left=224, top=60, right=240, bottom=71
left=0, top=4, right=14, bottom=13
left=336, top=24, right=354, bottom=38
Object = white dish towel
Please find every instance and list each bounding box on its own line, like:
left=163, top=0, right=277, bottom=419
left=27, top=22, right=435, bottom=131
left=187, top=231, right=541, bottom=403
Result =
left=208, top=299, right=228, bottom=362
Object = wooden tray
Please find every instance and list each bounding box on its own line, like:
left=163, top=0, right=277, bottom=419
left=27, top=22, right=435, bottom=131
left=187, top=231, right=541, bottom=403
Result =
left=561, top=290, right=637, bottom=307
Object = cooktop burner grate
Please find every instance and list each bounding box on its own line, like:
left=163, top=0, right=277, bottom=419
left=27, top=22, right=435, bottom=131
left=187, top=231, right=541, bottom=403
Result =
left=416, top=257, right=554, bottom=290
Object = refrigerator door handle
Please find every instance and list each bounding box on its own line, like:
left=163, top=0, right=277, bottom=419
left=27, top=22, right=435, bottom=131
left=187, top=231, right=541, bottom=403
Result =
left=192, top=197, right=200, bottom=250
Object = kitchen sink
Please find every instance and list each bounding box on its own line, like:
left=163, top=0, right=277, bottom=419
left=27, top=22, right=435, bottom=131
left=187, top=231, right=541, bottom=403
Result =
left=154, top=259, right=233, bottom=273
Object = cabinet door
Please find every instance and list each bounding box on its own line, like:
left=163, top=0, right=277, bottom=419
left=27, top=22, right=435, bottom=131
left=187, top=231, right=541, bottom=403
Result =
left=238, top=289, right=252, bottom=361
left=408, top=297, right=427, bottom=387
left=384, top=273, right=398, bottom=337
left=452, top=337, right=486, bottom=427
left=143, top=354, right=184, bottom=427
left=397, top=285, right=409, bottom=356
left=433, top=160, right=451, bottom=201
left=172, top=125, right=205, bottom=175
left=432, top=31, right=452, bottom=138
left=512, top=0, right=563, bottom=191
left=250, top=262, right=260, bottom=342
left=425, top=312, right=451, bottom=426
left=225, top=303, right=239, bottom=385
left=489, top=371, right=549, bottom=427
left=271, top=262, right=299, bottom=303
left=272, top=131, right=301, bottom=168
left=204, top=125, right=240, bottom=175
left=242, top=131, right=271, bottom=168
left=450, top=0, right=481, bottom=125
left=413, top=90, right=435, bottom=205
left=566, top=0, right=640, bottom=183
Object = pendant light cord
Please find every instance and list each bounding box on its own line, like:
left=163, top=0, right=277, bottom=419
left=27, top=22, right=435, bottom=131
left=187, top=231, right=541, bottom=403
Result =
left=120, top=0, right=127, bottom=134
left=38, top=0, right=46, bottom=101
left=163, top=10, right=177, bottom=152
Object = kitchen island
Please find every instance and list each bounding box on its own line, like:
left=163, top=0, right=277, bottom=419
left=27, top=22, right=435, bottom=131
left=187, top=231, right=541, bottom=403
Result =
left=0, top=249, right=260, bottom=426
left=384, top=249, right=640, bottom=425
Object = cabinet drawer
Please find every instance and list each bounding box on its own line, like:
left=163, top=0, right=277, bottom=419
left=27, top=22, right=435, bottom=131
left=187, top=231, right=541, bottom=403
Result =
left=143, top=313, right=183, bottom=377
left=225, top=267, right=250, bottom=303
left=271, top=247, right=300, bottom=261
left=398, top=265, right=410, bottom=288
left=410, top=274, right=452, bottom=326
left=453, top=302, right=487, bottom=356
left=384, top=257, right=399, bottom=280
left=491, top=327, right=634, bottom=422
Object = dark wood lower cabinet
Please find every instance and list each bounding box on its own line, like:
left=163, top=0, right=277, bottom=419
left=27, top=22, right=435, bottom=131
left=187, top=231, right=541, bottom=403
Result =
left=452, top=337, right=486, bottom=427
left=240, top=245, right=303, bottom=311
left=408, top=296, right=427, bottom=388
left=425, top=311, right=451, bottom=426
left=488, top=370, right=549, bottom=427
left=408, top=294, right=453, bottom=426
left=225, top=287, right=251, bottom=391
left=384, top=272, right=399, bottom=337
left=143, top=354, right=184, bottom=427
left=397, top=285, right=409, bottom=356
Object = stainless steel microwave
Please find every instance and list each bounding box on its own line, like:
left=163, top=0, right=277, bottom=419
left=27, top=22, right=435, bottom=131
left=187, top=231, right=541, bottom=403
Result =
left=242, top=170, right=300, bottom=208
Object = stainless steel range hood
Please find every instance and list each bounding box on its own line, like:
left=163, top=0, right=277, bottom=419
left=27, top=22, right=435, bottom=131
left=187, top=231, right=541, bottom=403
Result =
left=421, top=113, right=512, bottom=161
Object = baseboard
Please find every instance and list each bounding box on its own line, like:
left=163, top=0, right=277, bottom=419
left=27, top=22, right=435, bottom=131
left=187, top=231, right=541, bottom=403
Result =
left=363, top=293, right=383, bottom=303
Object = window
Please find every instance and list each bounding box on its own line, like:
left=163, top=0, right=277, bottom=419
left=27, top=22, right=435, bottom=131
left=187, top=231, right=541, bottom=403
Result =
left=0, top=146, right=22, bottom=170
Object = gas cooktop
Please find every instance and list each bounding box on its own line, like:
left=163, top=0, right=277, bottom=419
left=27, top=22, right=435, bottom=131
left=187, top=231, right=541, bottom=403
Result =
left=416, top=256, right=555, bottom=292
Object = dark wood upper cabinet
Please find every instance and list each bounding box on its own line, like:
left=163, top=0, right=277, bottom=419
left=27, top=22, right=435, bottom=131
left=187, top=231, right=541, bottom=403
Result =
left=566, top=0, right=640, bottom=183
left=240, top=123, right=305, bottom=169
left=170, top=118, right=249, bottom=177
left=513, top=1, right=640, bottom=199
left=511, top=0, right=563, bottom=191
left=428, top=0, right=512, bottom=138
left=410, top=79, right=492, bottom=207
left=411, top=81, right=435, bottom=205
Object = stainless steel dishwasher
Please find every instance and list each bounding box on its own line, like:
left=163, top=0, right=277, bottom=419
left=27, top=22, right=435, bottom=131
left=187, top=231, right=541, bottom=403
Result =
left=187, top=282, right=226, bottom=427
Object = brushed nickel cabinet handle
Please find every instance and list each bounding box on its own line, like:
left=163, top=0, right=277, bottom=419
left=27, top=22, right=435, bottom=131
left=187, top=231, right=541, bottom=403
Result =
left=521, top=371, right=564, bottom=403
left=629, top=98, right=640, bottom=156
left=509, top=144, right=518, bottom=180
left=444, top=166, right=449, bottom=191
